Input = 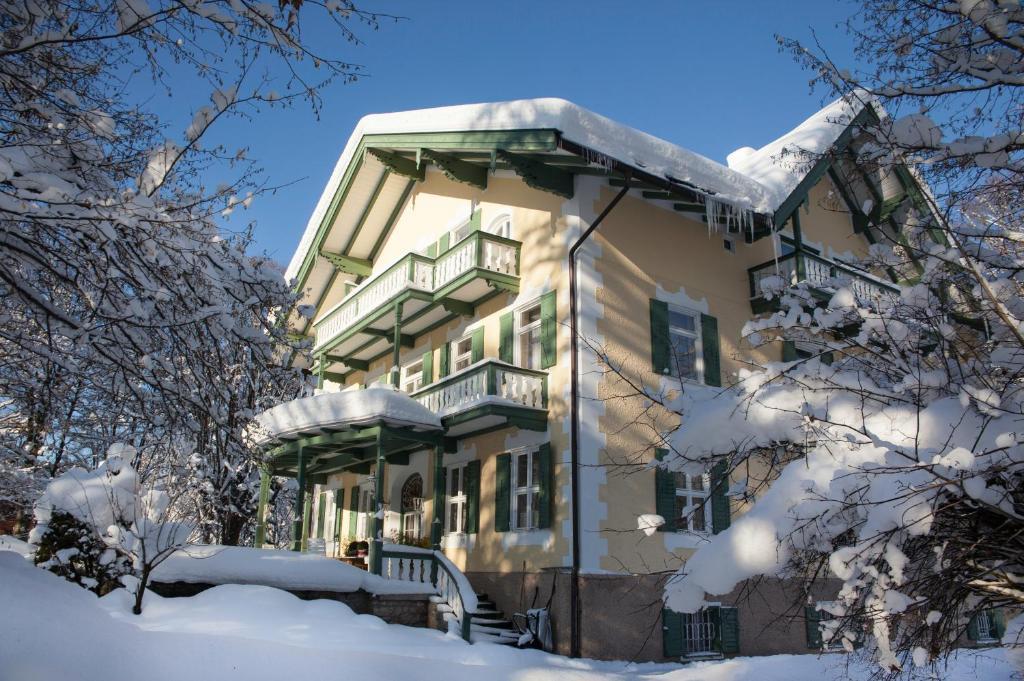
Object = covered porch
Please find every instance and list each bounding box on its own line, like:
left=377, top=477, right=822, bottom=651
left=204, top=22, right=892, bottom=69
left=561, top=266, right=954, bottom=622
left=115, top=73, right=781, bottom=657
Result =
left=252, top=387, right=449, bottom=576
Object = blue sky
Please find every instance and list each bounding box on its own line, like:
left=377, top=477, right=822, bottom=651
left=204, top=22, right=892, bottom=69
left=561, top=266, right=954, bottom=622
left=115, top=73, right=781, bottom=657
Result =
left=202, top=1, right=858, bottom=266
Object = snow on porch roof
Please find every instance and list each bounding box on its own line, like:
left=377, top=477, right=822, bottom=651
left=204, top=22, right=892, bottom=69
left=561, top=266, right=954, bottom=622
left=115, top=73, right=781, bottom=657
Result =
left=285, top=97, right=775, bottom=281
left=253, top=386, right=442, bottom=446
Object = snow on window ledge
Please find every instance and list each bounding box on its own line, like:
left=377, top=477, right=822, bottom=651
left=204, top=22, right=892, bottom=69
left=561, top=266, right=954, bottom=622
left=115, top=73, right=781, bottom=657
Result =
left=664, top=532, right=711, bottom=551
left=501, top=528, right=554, bottom=550
left=440, top=533, right=474, bottom=550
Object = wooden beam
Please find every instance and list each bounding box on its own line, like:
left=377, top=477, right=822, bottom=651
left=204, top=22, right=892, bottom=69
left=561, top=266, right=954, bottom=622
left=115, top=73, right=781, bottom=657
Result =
left=362, top=328, right=415, bottom=347
left=341, top=169, right=391, bottom=255
left=341, top=358, right=369, bottom=371
left=366, top=148, right=425, bottom=181
left=672, top=202, right=706, bottom=213
left=320, top=251, right=372, bottom=277
left=439, top=298, right=474, bottom=317
left=496, top=150, right=574, bottom=199
left=421, top=149, right=488, bottom=189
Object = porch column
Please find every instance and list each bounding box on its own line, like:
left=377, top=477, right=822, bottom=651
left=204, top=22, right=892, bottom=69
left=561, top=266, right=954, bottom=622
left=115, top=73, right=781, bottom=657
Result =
left=390, top=301, right=403, bottom=386
left=254, top=467, right=270, bottom=548
left=300, top=484, right=312, bottom=552
left=291, top=445, right=306, bottom=551
left=370, top=442, right=387, bottom=575
left=430, top=444, right=444, bottom=585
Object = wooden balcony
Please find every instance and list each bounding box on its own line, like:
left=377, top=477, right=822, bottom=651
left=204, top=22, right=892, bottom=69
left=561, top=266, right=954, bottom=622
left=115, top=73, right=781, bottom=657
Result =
left=313, top=232, right=521, bottom=368
left=748, top=251, right=899, bottom=314
left=410, top=359, right=547, bottom=437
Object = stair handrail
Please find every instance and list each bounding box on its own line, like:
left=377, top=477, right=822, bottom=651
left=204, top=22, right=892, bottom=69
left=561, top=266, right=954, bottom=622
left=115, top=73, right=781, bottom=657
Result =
left=431, top=549, right=478, bottom=642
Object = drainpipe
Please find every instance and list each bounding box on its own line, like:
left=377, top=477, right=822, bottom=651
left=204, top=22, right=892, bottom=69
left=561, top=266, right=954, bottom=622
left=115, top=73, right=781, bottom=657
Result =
left=567, top=179, right=630, bottom=658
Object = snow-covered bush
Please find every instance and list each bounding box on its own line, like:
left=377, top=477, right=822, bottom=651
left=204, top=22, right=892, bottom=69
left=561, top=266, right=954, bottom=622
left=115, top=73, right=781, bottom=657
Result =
left=30, top=444, right=195, bottom=612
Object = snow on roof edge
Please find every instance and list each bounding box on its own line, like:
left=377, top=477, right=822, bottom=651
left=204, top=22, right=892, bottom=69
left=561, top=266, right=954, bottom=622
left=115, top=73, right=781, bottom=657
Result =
left=284, top=97, right=775, bottom=283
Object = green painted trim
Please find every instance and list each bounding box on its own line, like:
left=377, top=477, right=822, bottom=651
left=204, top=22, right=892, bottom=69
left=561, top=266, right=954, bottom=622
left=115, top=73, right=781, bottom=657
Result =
left=497, top=150, right=574, bottom=199
left=320, top=252, right=372, bottom=277
left=439, top=298, right=474, bottom=316
left=422, top=149, right=488, bottom=189
left=362, top=129, right=559, bottom=152
left=254, top=468, right=270, bottom=547
left=366, top=147, right=425, bottom=181
left=295, top=153, right=364, bottom=287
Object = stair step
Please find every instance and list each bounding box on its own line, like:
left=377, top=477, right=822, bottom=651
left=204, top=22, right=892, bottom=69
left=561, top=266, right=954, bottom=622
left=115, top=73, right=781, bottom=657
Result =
left=471, top=631, right=520, bottom=645
left=476, top=600, right=497, bottom=609
left=471, top=609, right=505, bottom=620
left=471, top=621, right=516, bottom=635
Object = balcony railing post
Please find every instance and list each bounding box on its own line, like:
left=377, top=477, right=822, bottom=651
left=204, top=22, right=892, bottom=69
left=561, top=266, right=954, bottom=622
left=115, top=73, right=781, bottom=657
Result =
left=475, top=232, right=484, bottom=270
left=486, top=363, right=497, bottom=396
left=541, top=374, right=549, bottom=408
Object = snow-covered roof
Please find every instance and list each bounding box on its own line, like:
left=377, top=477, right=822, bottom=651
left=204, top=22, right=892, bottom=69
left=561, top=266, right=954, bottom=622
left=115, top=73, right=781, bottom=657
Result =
left=285, top=98, right=775, bottom=281
left=254, top=386, right=442, bottom=445
left=726, top=93, right=872, bottom=212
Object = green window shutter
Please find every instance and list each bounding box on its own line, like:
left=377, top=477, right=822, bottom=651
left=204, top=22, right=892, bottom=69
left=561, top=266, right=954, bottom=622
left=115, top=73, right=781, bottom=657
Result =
left=540, top=290, right=557, bottom=369
left=805, top=605, right=823, bottom=649
left=494, top=453, right=511, bottom=533
left=421, top=350, right=433, bottom=386
left=662, top=608, right=683, bottom=658
left=650, top=299, right=670, bottom=374
left=718, top=606, right=740, bottom=654
left=469, top=208, right=482, bottom=232
left=439, top=342, right=450, bottom=378
left=471, top=327, right=485, bottom=363
left=438, top=233, right=450, bottom=254
left=536, top=443, right=553, bottom=529
left=334, top=489, right=345, bottom=543
left=782, top=340, right=797, bottom=362
left=654, top=448, right=676, bottom=533
left=822, top=351, right=834, bottom=365
left=701, top=313, right=721, bottom=387
left=316, top=492, right=327, bottom=539
left=348, top=486, right=359, bottom=538
left=967, top=613, right=980, bottom=641
left=710, top=460, right=731, bottom=534
left=499, top=312, right=514, bottom=364
left=465, top=459, right=480, bottom=534
left=991, top=610, right=1007, bottom=639
left=426, top=243, right=437, bottom=257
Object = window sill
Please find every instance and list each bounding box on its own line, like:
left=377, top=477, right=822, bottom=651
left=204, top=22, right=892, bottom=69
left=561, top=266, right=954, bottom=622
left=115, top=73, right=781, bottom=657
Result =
left=663, top=532, right=711, bottom=551
left=683, top=652, right=722, bottom=661
left=440, top=533, right=475, bottom=550
left=502, top=528, right=554, bottom=550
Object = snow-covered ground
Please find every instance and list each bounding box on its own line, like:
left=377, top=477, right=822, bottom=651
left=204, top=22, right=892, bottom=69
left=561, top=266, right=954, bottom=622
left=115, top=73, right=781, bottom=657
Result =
left=0, top=550, right=1015, bottom=681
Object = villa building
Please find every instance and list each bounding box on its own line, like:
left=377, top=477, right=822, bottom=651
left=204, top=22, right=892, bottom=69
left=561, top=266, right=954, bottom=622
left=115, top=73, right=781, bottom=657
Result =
left=251, top=96, right=979, bottom=660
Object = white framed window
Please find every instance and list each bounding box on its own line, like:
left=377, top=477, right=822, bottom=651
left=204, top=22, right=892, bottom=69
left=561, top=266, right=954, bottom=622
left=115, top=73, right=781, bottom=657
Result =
left=356, top=487, right=375, bottom=539
left=673, top=471, right=711, bottom=533
left=487, top=213, right=512, bottom=239
left=446, top=463, right=468, bottom=535
left=452, top=335, right=474, bottom=373
left=814, top=601, right=849, bottom=651
left=668, top=305, right=703, bottom=382
left=516, top=301, right=543, bottom=370
left=401, top=358, right=425, bottom=393
left=511, top=448, right=541, bottom=530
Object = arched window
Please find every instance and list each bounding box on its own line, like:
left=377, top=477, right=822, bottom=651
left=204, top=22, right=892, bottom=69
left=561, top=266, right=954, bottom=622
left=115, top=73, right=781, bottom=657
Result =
left=400, top=473, right=423, bottom=539
left=487, top=213, right=512, bottom=239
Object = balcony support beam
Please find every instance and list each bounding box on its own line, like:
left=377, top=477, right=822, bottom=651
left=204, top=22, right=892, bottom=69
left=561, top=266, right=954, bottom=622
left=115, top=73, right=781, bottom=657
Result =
left=320, top=251, right=372, bottom=277
left=363, top=327, right=415, bottom=348
left=439, top=298, right=474, bottom=317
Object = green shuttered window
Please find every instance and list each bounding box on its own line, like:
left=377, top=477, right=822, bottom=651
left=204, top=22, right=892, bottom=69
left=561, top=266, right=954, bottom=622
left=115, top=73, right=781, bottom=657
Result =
left=649, top=299, right=720, bottom=386
left=421, top=350, right=433, bottom=386
left=316, top=492, right=327, bottom=539
left=470, top=326, right=485, bottom=364
left=653, top=450, right=730, bottom=534
left=494, top=444, right=555, bottom=533
left=662, top=606, right=739, bottom=657
left=348, top=486, right=359, bottom=538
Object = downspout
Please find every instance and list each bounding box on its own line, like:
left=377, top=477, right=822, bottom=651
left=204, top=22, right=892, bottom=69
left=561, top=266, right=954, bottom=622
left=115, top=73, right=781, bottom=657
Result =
left=567, top=178, right=630, bottom=658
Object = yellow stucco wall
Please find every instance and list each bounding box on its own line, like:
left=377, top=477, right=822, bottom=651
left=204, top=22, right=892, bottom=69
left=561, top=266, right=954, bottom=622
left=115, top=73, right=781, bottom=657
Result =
left=305, top=166, right=873, bottom=577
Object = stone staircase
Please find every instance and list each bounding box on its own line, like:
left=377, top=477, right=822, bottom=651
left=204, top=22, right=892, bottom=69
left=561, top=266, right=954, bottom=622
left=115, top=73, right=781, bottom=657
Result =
left=468, top=592, right=520, bottom=645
